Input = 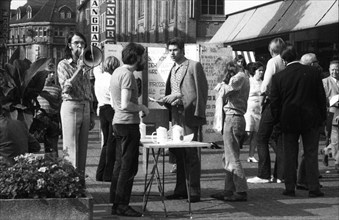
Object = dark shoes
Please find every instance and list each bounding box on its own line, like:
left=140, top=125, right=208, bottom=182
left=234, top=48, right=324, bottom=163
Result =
left=166, top=194, right=188, bottom=200
left=323, top=155, right=329, bottom=166
left=111, top=205, right=117, bottom=215
left=224, top=192, right=247, bottom=202
left=211, top=192, right=247, bottom=202
left=309, top=190, right=324, bottom=198
left=335, top=164, right=339, bottom=173
left=188, top=196, right=200, bottom=203
left=296, top=184, right=308, bottom=191
left=211, top=191, right=234, bottom=200
left=296, top=184, right=323, bottom=191
left=211, top=193, right=227, bottom=201
left=111, top=205, right=142, bottom=217
left=282, top=190, right=296, bottom=197
left=166, top=194, right=200, bottom=203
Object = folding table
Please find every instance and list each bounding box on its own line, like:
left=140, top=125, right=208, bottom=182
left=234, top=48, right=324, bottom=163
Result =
left=141, top=137, right=211, bottom=218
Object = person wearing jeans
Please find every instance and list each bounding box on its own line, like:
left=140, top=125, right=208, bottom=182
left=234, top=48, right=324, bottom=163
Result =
left=211, top=61, right=249, bottom=201
left=109, top=43, right=149, bottom=217
left=247, top=38, right=286, bottom=184
left=94, top=56, right=120, bottom=182
left=109, top=124, right=140, bottom=204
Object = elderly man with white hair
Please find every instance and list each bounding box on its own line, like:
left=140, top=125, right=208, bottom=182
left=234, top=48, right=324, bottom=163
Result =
left=322, top=60, right=339, bottom=173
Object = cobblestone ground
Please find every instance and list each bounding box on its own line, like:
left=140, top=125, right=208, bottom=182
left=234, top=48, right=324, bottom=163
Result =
left=61, top=119, right=339, bottom=220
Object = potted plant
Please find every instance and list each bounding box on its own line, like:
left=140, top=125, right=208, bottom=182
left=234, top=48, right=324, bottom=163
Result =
left=0, top=153, right=93, bottom=220
left=0, top=46, right=51, bottom=128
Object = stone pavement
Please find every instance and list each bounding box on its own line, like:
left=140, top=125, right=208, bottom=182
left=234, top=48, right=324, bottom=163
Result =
left=76, top=120, right=339, bottom=220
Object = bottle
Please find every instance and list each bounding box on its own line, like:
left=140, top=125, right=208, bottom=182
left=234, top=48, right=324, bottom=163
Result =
left=139, top=122, right=146, bottom=139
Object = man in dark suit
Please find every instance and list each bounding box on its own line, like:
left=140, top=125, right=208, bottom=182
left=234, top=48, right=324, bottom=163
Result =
left=160, top=37, right=208, bottom=203
left=270, top=45, right=326, bottom=197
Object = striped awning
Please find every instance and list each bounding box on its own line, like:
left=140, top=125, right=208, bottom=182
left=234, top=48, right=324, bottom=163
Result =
left=210, top=0, right=338, bottom=44
left=233, top=51, right=256, bottom=64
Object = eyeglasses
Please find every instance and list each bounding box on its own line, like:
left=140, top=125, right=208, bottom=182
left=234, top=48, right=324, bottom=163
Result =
left=71, top=41, right=85, bottom=46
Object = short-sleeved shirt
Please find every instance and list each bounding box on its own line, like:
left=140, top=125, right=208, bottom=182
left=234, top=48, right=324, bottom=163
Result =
left=110, top=66, right=139, bottom=124
left=261, top=55, right=285, bottom=94
left=57, top=59, right=92, bottom=101
left=93, top=65, right=112, bottom=107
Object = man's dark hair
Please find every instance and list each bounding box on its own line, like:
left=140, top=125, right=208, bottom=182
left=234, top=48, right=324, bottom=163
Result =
left=167, top=37, right=185, bottom=50
left=281, top=45, right=298, bottom=63
left=64, top=32, right=87, bottom=59
left=121, top=42, right=145, bottom=65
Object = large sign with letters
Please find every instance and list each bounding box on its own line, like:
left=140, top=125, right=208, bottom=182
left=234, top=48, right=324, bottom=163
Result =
left=90, top=0, right=99, bottom=46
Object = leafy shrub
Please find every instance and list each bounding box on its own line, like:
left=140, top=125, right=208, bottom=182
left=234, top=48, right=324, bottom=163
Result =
left=0, top=153, right=86, bottom=199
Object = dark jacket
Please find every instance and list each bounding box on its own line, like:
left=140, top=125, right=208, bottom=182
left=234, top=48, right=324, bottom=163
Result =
left=165, top=59, right=208, bottom=127
left=270, top=62, right=327, bottom=133
left=0, top=115, right=40, bottom=162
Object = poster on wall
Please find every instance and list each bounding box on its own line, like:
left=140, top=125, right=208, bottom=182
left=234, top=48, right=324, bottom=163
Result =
left=199, top=44, right=233, bottom=143
left=104, top=43, right=123, bottom=63
left=147, top=47, right=173, bottom=109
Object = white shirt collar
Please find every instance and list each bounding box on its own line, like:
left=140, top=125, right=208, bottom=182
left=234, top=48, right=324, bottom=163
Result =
left=286, top=61, right=300, bottom=66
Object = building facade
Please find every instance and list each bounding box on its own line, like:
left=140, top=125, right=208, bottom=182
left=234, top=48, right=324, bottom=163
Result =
left=7, top=0, right=77, bottom=66
left=76, top=0, right=226, bottom=46
left=0, top=0, right=11, bottom=67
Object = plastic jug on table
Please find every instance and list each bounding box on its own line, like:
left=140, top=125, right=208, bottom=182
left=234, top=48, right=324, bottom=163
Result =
left=151, top=127, right=168, bottom=143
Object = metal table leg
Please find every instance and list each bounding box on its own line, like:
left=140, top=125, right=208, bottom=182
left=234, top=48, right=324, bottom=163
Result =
left=142, top=147, right=167, bottom=217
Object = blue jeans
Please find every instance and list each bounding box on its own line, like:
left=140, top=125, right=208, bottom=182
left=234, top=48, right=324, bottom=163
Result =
left=222, top=114, right=248, bottom=193
left=110, top=124, right=140, bottom=205
left=60, top=100, right=90, bottom=175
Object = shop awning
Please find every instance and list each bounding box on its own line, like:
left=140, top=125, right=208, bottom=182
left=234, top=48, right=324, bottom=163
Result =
left=210, top=0, right=338, bottom=44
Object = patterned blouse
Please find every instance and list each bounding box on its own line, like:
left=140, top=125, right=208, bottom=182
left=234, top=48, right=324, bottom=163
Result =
left=57, top=59, right=92, bottom=101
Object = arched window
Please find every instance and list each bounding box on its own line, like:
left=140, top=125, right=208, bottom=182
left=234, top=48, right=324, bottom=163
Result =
left=27, top=6, right=32, bottom=19
left=59, top=5, right=73, bottom=20
left=17, top=8, right=21, bottom=20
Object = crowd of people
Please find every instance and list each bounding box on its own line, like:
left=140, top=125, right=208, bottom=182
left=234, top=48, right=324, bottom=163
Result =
left=1, top=32, right=338, bottom=217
